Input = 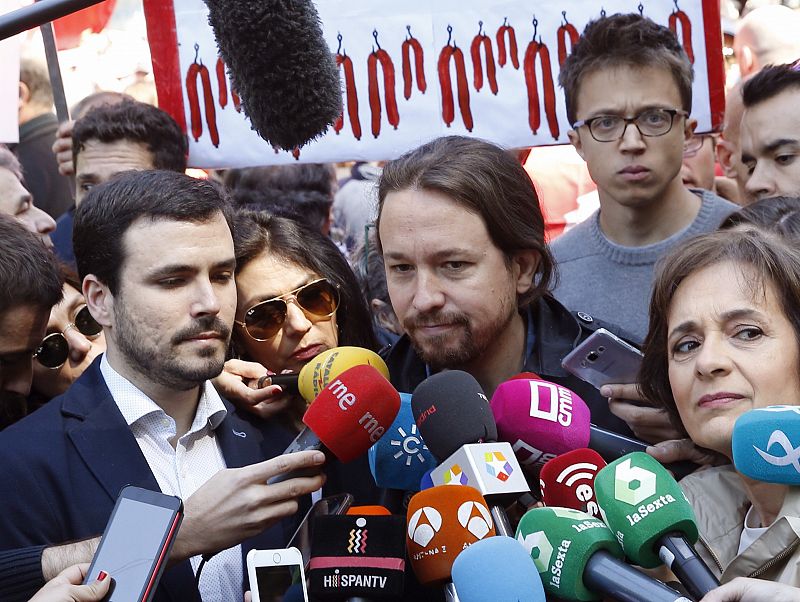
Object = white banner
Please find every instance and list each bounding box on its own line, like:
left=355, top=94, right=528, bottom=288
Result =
left=144, top=0, right=724, bottom=168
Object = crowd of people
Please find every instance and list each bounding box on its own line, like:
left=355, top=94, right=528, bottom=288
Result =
left=3, top=3, right=800, bottom=602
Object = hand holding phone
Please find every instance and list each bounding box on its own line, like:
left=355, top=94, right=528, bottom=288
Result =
left=84, top=486, right=182, bottom=602
left=561, top=328, right=643, bottom=390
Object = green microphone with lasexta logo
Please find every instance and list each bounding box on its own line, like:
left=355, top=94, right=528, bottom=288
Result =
left=594, top=452, right=719, bottom=600
left=515, top=507, right=690, bottom=602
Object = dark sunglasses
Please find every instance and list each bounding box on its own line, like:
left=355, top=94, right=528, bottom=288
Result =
left=33, top=305, right=102, bottom=369
left=234, top=278, right=340, bottom=341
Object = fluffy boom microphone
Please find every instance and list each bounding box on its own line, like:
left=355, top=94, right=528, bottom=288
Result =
left=203, top=0, right=342, bottom=150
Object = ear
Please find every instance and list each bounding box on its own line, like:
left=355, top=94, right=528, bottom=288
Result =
left=716, top=138, right=737, bottom=179
left=82, top=275, right=114, bottom=329
left=739, top=45, right=755, bottom=76
left=510, top=249, right=540, bottom=296
left=18, top=82, right=30, bottom=109
left=684, top=117, right=697, bottom=142
left=568, top=129, right=585, bottom=161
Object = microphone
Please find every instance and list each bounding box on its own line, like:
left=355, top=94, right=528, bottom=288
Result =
left=406, top=485, right=496, bottom=601
left=203, top=0, right=342, bottom=150
left=258, top=346, right=390, bottom=401
left=368, top=393, right=436, bottom=491
left=490, top=378, right=591, bottom=472
left=268, top=364, right=400, bottom=484
left=451, top=537, right=546, bottom=602
left=516, top=507, right=691, bottom=602
left=594, top=452, right=720, bottom=600
left=539, top=448, right=606, bottom=518
left=307, top=512, right=405, bottom=600
left=732, top=405, right=800, bottom=484
left=411, top=370, right=496, bottom=461
left=412, top=372, right=528, bottom=535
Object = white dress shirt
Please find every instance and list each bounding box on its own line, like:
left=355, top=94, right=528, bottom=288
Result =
left=101, top=354, right=242, bottom=601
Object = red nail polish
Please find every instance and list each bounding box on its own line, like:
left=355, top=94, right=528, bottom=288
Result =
left=98, top=571, right=108, bottom=581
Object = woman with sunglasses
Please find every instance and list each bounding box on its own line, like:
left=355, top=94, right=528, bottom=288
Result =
left=215, top=210, right=378, bottom=429
left=29, top=268, right=105, bottom=408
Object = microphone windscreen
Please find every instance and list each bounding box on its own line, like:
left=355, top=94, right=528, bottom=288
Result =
left=419, top=469, right=434, bottom=490
left=490, top=379, right=591, bottom=471
left=539, top=448, right=606, bottom=517
left=411, top=371, right=497, bottom=461
left=594, top=452, right=698, bottom=568
left=516, top=506, right=623, bottom=601
left=303, top=364, right=400, bottom=462
left=347, top=506, right=392, bottom=516
left=369, top=393, right=436, bottom=491
left=308, top=514, right=405, bottom=599
left=732, top=406, right=800, bottom=485
left=452, top=537, right=546, bottom=602
left=203, top=0, right=342, bottom=150
left=298, top=346, right=390, bottom=403
left=406, top=485, right=496, bottom=585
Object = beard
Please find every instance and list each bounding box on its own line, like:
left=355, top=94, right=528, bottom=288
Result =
left=0, top=390, right=28, bottom=430
left=403, top=294, right=517, bottom=371
left=114, top=302, right=230, bottom=391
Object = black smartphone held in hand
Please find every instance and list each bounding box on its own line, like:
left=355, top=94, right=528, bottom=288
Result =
left=287, top=493, right=353, bottom=568
left=84, top=486, right=183, bottom=602
left=561, top=328, right=644, bottom=390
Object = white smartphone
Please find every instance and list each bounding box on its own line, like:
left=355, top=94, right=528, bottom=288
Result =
left=561, top=328, right=643, bottom=390
left=247, top=547, right=309, bottom=602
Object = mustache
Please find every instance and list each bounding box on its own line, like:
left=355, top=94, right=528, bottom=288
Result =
left=171, top=316, right=231, bottom=344
left=403, top=310, right=469, bottom=331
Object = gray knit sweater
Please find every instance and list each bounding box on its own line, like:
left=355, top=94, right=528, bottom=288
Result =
left=549, top=190, right=737, bottom=343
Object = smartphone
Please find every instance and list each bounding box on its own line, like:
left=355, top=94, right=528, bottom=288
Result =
left=286, top=493, right=353, bottom=568
left=84, top=486, right=183, bottom=602
left=561, top=328, right=643, bottom=390
left=247, top=547, right=309, bottom=602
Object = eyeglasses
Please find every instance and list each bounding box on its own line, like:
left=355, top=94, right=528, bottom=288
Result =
left=234, top=278, right=340, bottom=341
left=683, top=134, right=715, bottom=157
left=573, top=108, right=689, bottom=142
left=33, top=305, right=102, bottom=369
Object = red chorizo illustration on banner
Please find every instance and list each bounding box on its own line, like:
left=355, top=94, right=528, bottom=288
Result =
left=438, top=25, right=473, bottom=132
left=402, top=26, right=427, bottom=100
left=557, top=11, right=580, bottom=67
left=669, top=0, right=695, bottom=63
left=471, top=21, right=498, bottom=94
left=334, top=33, right=362, bottom=140
left=523, top=17, right=559, bottom=140
left=367, top=30, right=399, bottom=138
left=185, top=44, right=219, bottom=147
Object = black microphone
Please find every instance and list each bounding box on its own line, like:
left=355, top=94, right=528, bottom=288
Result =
left=202, top=0, right=342, bottom=150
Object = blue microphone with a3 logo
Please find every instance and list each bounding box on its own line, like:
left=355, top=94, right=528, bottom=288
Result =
left=733, top=405, right=800, bottom=484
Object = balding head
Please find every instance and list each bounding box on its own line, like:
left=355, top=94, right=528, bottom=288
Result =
left=717, top=78, right=753, bottom=204
left=735, top=5, right=800, bottom=76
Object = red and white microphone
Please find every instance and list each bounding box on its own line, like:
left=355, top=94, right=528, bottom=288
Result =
left=269, top=364, right=401, bottom=484
left=539, top=448, right=607, bottom=518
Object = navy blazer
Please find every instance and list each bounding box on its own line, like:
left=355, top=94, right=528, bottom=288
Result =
left=0, top=359, right=305, bottom=602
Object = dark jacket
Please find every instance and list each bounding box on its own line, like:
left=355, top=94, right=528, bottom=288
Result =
left=382, top=294, right=636, bottom=436
left=11, top=113, right=73, bottom=219
left=0, top=359, right=305, bottom=602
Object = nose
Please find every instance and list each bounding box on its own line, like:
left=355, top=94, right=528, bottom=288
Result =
left=618, top=121, right=647, bottom=153
left=282, top=301, right=313, bottom=337
left=744, top=163, right=775, bottom=201
left=411, top=271, right=446, bottom=314
left=191, top=279, right=222, bottom=318
left=22, top=202, right=56, bottom=236
left=64, top=326, right=93, bottom=364
left=694, top=335, right=732, bottom=379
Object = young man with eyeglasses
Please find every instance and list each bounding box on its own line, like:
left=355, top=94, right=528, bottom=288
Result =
left=0, top=170, right=326, bottom=602
left=549, top=14, right=735, bottom=444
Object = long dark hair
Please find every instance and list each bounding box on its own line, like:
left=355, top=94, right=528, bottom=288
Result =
left=232, top=210, right=379, bottom=352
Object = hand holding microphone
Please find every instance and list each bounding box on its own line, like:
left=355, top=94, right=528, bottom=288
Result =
left=268, top=363, right=400, bottom=484
left=700, top=578, right=800, bottom=602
